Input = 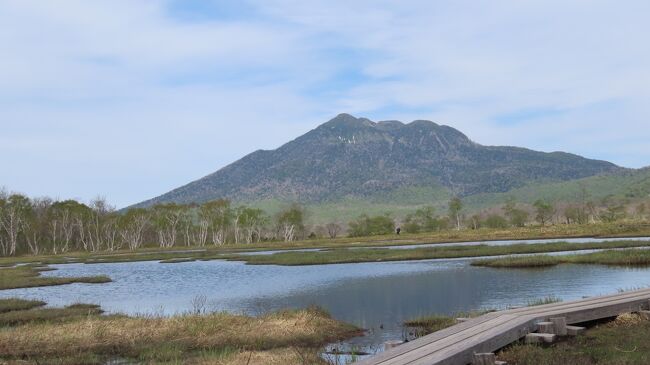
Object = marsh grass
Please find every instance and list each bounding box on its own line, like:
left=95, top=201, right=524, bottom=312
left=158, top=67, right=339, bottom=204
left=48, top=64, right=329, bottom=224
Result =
left=499, top=313, right=650, bottom=365
left=404, top=315, right=457, bottom=337
left=232, top=240, right=650, bottom=266
left=0, top=298, right=45, bottom=313
left=0, top=302, right=103, bottom=326
left=0, top=264, right=111, bottom=290
left=473, top=255, right=561, bottom=268
left=403, top=309, right=495, bottom=339
left=526, top=296, right=563, bottom=307
left=473, top=249, right=650, bottom=269
left=0, top=301, right=361, bottom=365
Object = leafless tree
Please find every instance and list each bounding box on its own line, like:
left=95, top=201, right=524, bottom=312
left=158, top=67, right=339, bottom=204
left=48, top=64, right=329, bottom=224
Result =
left=103, top=216, right=121, bottom=251
left=196, top=219, right=209, bottom=247
left=57, top=209, right=75, bottom=253
left=199, top=200, right=231, bottom=246
left=326, top=222, right=341, bottom=239
left=231, top=207, right=243, bottom=244
left=152, top=204, right=184, bottom=248
left=0, top=194, right=30, bottom=256
left=22, top=197, right=52, bottom=255
left=119, top=209, right=149, bottom=250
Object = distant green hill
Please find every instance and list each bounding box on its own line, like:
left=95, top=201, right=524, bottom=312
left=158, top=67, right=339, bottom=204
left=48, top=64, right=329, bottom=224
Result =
left=247, top=168, right=650, bottom=224
left=133, top=113, right=628, bottom=220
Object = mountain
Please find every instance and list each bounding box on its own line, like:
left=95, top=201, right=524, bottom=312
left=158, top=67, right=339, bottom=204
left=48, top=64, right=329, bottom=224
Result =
left=133, top=113, right=624, bottom=208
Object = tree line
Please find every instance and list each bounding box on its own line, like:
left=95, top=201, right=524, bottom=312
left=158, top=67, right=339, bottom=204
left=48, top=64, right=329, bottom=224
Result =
left=0, top=189, right=305, bottom=256
left=402, top=195, right=647, bottom=233
left=1, top=187, right=647, bottom=256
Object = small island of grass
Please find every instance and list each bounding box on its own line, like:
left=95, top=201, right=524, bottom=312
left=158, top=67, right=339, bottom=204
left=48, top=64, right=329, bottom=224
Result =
left=0, top=264, right=111, bottom=290
left=472, top=249, right=650, bottom=269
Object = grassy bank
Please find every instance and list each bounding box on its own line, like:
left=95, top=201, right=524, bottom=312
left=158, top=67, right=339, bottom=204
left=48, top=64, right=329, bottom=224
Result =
left=229, top=240, right=650, bottom=266
left=500, top=313, right=650, bottom=365
left=0, top=299, right=361, bottom=365
left=472, top=249, right=650, bottom=268
left=0, top=264, right=111, bottom=290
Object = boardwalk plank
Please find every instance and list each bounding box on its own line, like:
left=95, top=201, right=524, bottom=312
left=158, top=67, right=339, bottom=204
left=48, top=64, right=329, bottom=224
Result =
left=358, top=288, right=650, bottom=365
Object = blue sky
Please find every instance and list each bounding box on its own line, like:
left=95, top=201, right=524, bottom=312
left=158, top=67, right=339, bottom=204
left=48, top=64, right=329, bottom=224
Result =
left=1, top=0, right=649, bottom=208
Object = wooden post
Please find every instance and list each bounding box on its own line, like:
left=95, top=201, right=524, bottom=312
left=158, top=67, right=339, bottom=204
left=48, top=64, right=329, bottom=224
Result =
left=550, top=317, right=567, bottom=336
left=536, top=321, right=554, bottom=333
left=566, top=325, right=586, bottom=336
left=525, top=333, right=556, bottom=344
left=384, top=340, right=404, bottom=351
left=473, top=352, right=496, bottom=365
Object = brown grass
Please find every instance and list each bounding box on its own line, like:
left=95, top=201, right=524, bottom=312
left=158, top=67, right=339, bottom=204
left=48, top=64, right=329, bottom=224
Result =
left=0, top=303, right=103, bottom=327
left=0, top=303, right=361, bottom=364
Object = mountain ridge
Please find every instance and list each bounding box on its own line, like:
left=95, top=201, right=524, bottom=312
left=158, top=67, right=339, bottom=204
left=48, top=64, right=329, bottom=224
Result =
left=133, top=113, right=623, bottom=208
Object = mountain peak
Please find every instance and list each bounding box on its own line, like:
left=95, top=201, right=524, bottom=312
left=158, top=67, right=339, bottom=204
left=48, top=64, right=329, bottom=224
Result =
left=132, top=113, right=622, bottom=208
left=322, top=113, right=373, bottom=128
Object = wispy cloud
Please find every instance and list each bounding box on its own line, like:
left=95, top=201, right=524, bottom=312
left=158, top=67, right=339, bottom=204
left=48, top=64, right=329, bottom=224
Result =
left=1, top=0, right=648, bottom=207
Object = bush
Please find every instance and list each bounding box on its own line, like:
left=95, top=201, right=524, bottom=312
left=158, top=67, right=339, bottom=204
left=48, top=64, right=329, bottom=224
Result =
left=348, top=214, right=395, bottom=237
left=484, top=214, right=509, bottom=229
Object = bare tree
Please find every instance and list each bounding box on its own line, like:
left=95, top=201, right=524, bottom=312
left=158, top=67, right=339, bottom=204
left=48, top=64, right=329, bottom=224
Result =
left=240, top=207, right=266, bottom=244
left=102, top=214, right=121, bottom=251
left=49, top=201, right=81, bottom=254
left=199, top=200, right=231, bottom=246
left=276, top=204, right=304, bottom=242
left=0, top=189, right=8, bottom=256
left=118, top=208, right=149, bottom=250
left=152, top=204, right=184, bottom=248
left=196, top=219, right=209, bottom=247
left=326, top=222, right=341, bottom=239
left=231, top=207, right=243, bottom=244
left=448, top=197, right=463, bottom=231
left=22, top=197, right=52, bottom=255
left=0, top=194, right=30, bottom=256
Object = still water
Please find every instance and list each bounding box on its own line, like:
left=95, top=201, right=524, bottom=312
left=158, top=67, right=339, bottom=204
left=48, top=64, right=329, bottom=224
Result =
left=2, top=256, right=650, bottom=353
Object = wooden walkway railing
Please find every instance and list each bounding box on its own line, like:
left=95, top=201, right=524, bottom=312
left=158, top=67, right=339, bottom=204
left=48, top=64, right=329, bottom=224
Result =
left=357, top=288, right=650, bottom=365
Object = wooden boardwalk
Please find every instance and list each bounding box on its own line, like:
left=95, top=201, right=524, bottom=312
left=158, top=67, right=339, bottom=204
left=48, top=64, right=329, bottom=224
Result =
left=357, top=288, right=650, bottom=365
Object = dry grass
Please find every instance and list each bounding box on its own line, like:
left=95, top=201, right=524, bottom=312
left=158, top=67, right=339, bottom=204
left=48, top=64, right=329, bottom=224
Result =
left=188, top=348, right=327, bottom=365
left=0, top=348, right=326, bottom=365
left=0, top=303, right=361, bottom=364
left=0, top=303, right=103, bottom=327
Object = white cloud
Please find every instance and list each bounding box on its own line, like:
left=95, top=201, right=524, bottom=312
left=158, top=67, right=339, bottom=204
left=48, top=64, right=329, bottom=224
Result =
left=0, top=0, right=649, bottom=207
